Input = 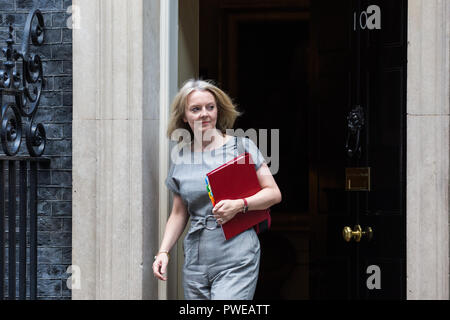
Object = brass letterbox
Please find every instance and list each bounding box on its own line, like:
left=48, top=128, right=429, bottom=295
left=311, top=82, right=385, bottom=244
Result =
left=345, top=167, right=371, bottom=191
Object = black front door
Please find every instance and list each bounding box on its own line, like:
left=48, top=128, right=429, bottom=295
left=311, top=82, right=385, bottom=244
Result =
left=309, top=0, right=407, bottom=299
left=198, top=0, right=407, bottom=299
left=356, top=0, right=407, bottom=299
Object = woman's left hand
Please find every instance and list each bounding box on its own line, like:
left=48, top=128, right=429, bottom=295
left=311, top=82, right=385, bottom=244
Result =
left=212, top=199, right=242, bottom=225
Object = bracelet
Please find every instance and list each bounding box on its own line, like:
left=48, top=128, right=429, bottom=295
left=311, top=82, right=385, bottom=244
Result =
left=154, top=251, right=170, bottom=261
left=242, top=198, right=248, bottom=213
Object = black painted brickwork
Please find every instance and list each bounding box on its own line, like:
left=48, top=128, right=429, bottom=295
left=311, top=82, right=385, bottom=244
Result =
left=0, top=0, right=72, bottom=299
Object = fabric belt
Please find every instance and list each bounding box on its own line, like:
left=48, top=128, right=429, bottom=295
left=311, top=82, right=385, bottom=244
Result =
left=186, top=215, right=221, bottom=264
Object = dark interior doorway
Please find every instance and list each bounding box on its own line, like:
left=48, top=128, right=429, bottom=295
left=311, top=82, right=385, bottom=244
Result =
left=199, top=0, right=407, bottom=299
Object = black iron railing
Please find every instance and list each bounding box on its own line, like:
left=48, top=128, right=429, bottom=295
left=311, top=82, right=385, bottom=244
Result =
left=0, top=9, right=49, bottom=300
left=0, top=157, right=49, bottom=299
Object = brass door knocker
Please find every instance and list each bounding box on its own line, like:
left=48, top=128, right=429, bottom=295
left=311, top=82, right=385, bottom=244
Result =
left=345, top=105, right=365, bottom=158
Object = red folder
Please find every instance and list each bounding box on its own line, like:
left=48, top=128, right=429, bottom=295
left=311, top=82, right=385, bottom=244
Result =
left=206, top=152, right=271, bottom=240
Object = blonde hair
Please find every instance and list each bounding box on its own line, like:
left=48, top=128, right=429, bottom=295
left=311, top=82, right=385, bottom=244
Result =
left=166, top=79, right=242, bottom=142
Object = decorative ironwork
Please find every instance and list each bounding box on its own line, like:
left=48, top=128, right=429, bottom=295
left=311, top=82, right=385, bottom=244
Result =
left=345, top=105, right=365, bottom=158
left=0, top=9, right=46, bottom=157
left=0, top=9, right=50, bottom=300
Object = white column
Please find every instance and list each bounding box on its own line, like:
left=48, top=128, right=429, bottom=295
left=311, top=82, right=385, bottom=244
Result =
left=158, top=0, right=179, bottom=300
left=72, top=0, right=162, bottom=299
left=175, top=0, right=199, bottom=300
left=407, top=0, right=449, bottom=300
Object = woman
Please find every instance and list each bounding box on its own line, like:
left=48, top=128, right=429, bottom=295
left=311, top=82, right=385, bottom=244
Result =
left=153, top=79, right=282, bottom=300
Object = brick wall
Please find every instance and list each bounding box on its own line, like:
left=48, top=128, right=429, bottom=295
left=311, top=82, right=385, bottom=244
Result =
left=0, top=0, right=72, bottom=299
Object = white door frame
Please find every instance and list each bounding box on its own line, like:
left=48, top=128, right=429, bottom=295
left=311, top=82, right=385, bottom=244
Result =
left=406, top=0, right=449, bottom=299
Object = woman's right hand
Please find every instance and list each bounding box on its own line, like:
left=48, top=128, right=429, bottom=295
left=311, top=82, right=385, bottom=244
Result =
left=153, top=252, right=169, bottom=281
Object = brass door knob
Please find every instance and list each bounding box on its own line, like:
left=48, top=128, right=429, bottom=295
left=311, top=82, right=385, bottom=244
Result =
left=342, top=225, right=373, bottom=242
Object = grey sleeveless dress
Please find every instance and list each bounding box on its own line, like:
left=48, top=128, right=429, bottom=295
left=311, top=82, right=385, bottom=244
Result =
left=165, top=136, right=266, bottom=300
